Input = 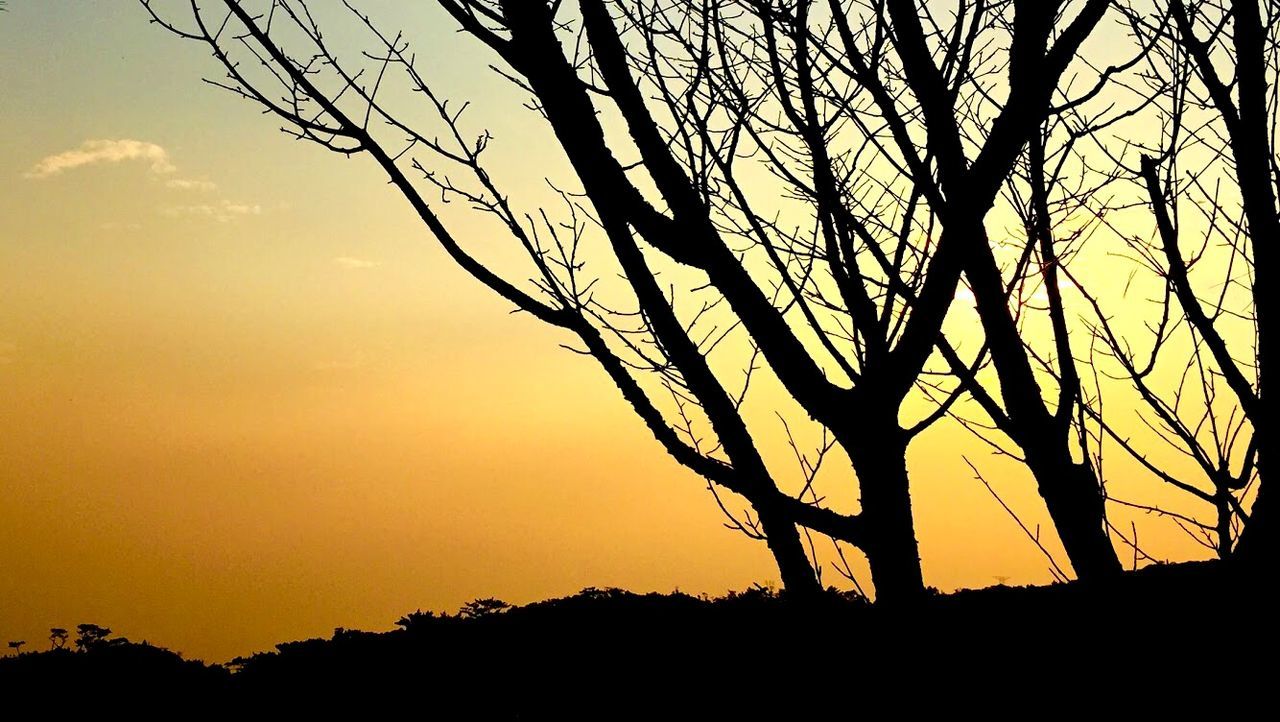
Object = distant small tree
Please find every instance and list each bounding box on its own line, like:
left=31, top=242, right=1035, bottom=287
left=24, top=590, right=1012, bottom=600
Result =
left=75, top=624, right=113, bottom=652
left=459, top=598, right=512, bottom=620
left=395, top=610, right=441, bottom=632
left=575, top=587, right=626, bottom=602
left=7, top=641, right=25, bottom=655
left=49, top=628, right=68, bottom=650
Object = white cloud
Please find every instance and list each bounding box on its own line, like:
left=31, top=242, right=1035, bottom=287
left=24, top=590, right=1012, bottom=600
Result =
left=220, top=202, right=260, bottom=216
left=166, top=178, right=218, bottom=192
left=164, top=200, right=262, bottom=223
left=27, top=139, right=176, bottom=179
left=333, top=256, right=380, bottom=269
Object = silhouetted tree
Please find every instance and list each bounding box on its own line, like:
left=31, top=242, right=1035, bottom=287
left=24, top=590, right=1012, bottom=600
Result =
left=49, top=628, right=68, bottom=650
left=74, top=624, right=113, bottom=652
left=7, top=641, right=25, bottom=655
left=459, top=598, right=513, bottom=619
left=938, top=87, right=1164, bottom=578
left=142, top=0, right=1119, bottom=599
left=804, top=0, right=1130, bottom=580
left=394, top=610, right=442, bottom=632
left=1057, top=0, right=1277, bottom=564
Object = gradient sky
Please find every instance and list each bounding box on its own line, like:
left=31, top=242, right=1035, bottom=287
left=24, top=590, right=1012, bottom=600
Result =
left=1, top=1, right=1219, bottom=662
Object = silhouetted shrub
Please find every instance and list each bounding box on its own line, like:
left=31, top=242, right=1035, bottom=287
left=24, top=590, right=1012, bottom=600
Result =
left=458, top=597, right=511, bottom=619
left=395, top=609, right=444, bottom=632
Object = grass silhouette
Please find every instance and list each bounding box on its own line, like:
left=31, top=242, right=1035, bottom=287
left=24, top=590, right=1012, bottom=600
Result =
left=1, top=561, right=1267, bottom=713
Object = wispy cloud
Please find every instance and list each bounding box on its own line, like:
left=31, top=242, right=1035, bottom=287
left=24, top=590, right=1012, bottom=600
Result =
left=165, top=178, right=218, bottom=192
left=27, top=139, right=176, bottom=179
left=333, top=256, right=381, bottom=270
left=164, top=200, right=262, bottom=223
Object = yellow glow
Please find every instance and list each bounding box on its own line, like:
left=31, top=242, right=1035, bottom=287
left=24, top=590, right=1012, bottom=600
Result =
left=0, top=2, right=1245, bottom=662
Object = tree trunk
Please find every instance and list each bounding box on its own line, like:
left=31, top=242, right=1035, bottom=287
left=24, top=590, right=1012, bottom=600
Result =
left=846, top=430, right=926, bottom=605
left=1197, top=0, right=1275, bottom=573
left=1034, top=460, right=1122, bottom=580
left=1234, top=466, right=1272, bottom=566
left=756, top=507, right=822, bottom=597
left=959, top=211, right=1124, bottom=581
left=1214, top=487, right=1233, bottom=561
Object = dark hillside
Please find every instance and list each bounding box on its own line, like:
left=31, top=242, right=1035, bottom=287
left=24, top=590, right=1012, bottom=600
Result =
left=2, top=562, right=1270, bottom=714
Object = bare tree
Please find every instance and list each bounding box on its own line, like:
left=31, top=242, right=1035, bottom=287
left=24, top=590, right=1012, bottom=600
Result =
left=141, top=0, right=1118, bottom=600
left=945, top=106, right=1140, bottom=580
left=1067, top=0, right=1277, bottom=563
left=743, top=1, right=1141, bottom=582
left=897, top=0, right=1139, bottom=580
left=704, top=0, right=1128, bottom=581
left=143, top=0, right=853, bottom=597
left=1153, top=0, right=1275, bottom=564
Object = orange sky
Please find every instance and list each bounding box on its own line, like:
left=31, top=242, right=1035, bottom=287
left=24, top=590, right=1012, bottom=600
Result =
left=1, top=1, right=1227, bottom=662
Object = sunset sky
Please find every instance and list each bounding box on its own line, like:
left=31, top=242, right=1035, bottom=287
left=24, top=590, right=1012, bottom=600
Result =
left=1, top=1, right=1220, bottom=662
